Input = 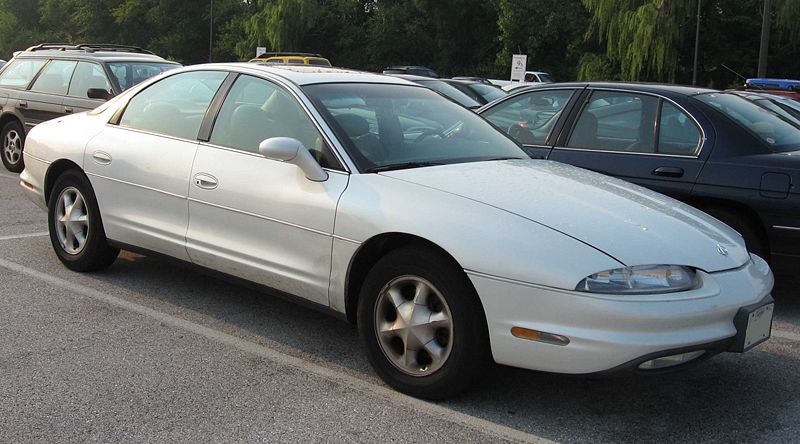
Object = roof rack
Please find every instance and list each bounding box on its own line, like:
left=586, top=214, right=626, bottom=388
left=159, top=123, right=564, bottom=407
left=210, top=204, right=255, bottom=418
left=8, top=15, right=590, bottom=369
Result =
left=25, top=43, right=155, bottom=55
left=253, top=52, right=324, bottom=59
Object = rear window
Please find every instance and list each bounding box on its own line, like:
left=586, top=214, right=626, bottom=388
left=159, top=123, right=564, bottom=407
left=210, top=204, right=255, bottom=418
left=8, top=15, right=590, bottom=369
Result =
left=0, top=58, right=47, bottom=88
left=695, top=92, right=800, bottom=153
left=108, top=62, right=180, bottom=91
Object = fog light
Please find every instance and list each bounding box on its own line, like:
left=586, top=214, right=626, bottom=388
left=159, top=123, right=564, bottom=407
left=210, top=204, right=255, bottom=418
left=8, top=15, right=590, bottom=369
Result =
left=511, top=327, right=570, bottom=346
left=638, top=350, right=706, bottom=370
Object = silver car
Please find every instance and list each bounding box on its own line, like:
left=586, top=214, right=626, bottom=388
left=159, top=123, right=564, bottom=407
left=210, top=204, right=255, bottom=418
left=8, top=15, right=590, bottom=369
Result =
left=19, top=64, right=774, bottom=399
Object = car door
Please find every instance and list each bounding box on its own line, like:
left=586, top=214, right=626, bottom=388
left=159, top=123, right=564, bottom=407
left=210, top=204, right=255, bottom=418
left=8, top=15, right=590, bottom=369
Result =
left=83, top=70, right=228, bottom=260
left=64, top=61, right=111, bottom=114
left=20, top=59, right=77, bottom=129
left=0, top=58, right=48, bottom=130
left=186, top=74, right=348, bottom=306
left=548, top=89, right=707, bottom=199
left=480, top=88, right=579, bottom=159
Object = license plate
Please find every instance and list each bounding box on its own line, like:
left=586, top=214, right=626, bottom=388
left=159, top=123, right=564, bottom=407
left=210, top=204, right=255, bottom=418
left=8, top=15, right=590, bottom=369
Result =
left=742, top=303, right=773, bottom=350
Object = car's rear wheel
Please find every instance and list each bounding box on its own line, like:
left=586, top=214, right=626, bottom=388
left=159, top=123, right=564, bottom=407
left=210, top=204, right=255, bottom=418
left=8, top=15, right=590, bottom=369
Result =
left=358, top=246, right=490, bottom=399
left=1, top=120, right=25, bottom=173
left=48, top=170, right=119, bottom=271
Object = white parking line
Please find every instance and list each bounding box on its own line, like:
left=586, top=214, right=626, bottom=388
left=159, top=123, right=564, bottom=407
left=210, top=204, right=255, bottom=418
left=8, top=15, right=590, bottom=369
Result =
left=0, top=231, right=49, bottom=241
left=0, top=256, right=552, bottom=444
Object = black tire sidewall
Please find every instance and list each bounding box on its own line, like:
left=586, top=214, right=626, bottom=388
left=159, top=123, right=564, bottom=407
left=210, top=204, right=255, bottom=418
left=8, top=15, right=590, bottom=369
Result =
left=1, top=120, right=25, bottom=173
left=47, top=170, right=118, bottom=271
left=357, top=247, right=490, bottom=399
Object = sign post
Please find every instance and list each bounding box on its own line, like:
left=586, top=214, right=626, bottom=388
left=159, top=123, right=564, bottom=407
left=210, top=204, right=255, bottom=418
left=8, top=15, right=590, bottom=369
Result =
left=256, top=47, right=267, bottom=58
left=510, top=54, right=527, bottom=82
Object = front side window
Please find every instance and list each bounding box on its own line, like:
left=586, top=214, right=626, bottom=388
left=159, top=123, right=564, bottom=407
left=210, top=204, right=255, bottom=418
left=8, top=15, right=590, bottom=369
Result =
left=658, top=101, right=701, bottom=155
left=209, top=74, right=339, bottom=169
left=694, top=92, right=800, bottom=153
left=568, top=91, right=658, bottom=153
left=0, top=58, right=47, bottom=88
left=68, top=61, right=112, bottom=98
left=119, top=70, right=227, bottom=140
left=31, top=60, right=78, bottom=95
left=482, top=89, right=574, bottom=145
left=304, top=83, right=526, bottom=172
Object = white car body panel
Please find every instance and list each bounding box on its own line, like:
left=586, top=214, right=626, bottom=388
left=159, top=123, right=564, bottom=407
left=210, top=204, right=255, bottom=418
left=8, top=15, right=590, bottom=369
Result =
left=186, top=143, right=349, bottom=305
left=19, top=63, right=775, bottom=378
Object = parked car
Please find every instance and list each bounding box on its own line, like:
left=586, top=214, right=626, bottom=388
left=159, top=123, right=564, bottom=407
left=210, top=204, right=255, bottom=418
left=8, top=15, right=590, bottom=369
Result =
left=250, top=52, right=331, bottom=66
left=0, top=43, right=180, bottom=172
left=503, top=71, right=556, bottom=91
left=382, top=65, right=439, bottom=78
left=20, top=64, right=773, bottom=399
left=387, top=74, right=483, bottom=109
left=479, top=82, right=800, bottom=273
left=451, top=76, right=493, bottom=85
left=445, top=79, right=507, bottom=105
left=0, top=59, right=6, bottom=69
left=732, top=91, right=800, bottom=124
left=746, top=78, right=800, bottom=92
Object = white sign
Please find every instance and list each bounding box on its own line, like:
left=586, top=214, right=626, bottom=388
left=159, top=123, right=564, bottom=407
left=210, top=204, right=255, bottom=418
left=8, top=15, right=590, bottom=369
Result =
left=256, top=47, right=267, bottom=58
left=510, top=54, right=527, bottom=82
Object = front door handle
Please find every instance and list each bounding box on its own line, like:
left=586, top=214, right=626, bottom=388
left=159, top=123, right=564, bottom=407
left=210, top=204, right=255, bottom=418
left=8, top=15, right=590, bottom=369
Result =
left=18, top=100, right=27, bottom=108
left=652, top=166, right=684, bottom=178
left=92, top=151, right=112, bottom=165
left=194, top=173, right=218, bottom=190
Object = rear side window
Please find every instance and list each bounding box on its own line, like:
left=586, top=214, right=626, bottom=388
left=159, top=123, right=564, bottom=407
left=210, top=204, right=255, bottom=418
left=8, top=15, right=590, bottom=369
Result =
left=568, top=91, right=658, bottom=153
left=0, top=58, right=47, bottom=88
left=658, top=101, right=701, bottom=155
left=68, top=61, right=112, bottom=98
left=119, top=70, right=227, bottom=140
left=31, top=60, right=78, bottom=95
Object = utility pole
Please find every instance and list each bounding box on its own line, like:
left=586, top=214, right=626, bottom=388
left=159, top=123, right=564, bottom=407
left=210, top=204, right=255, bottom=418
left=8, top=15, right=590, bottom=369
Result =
left=757, top=0, right=772, bottom=78
left=692, top=0, right=702, bottom=86
left=209, top=0, right=214, bottom=63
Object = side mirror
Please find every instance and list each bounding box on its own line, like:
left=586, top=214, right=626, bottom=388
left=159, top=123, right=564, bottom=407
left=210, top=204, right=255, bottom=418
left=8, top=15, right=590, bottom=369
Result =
left=258, top=137, right=328, bottom=182
left=87, top=88, right=113, bottom=101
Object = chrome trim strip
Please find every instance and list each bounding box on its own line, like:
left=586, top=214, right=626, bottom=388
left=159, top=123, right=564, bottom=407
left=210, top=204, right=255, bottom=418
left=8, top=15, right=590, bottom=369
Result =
left=187, top=197, right=332, bottom=237
left=23, top=152, right=51, bottom=165
left=551, top=146, right=702, bottom=159
left=332, top=235, right=361, bottom=245
left=86, top=172, right=185, bottom=199
left=773, top=225, right=800, bottom=232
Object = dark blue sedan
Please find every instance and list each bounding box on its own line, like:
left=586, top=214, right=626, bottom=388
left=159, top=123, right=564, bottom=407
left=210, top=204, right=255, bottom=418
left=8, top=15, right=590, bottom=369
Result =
left=479, top=82, right=800, bottom=274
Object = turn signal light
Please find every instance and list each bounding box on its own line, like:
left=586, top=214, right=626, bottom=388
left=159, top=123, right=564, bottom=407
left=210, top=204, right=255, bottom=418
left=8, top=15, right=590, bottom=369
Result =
left=511, top=327, right=570, bottom=346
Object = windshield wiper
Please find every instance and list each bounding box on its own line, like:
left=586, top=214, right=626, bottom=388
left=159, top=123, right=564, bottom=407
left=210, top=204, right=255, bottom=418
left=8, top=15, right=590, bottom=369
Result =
left=363, top=161, right=444, bottom=173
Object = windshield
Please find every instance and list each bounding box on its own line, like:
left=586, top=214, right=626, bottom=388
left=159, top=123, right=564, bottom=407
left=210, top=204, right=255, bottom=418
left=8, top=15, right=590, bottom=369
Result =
left=303, top=83, right=526, bottom=172
left=695, top=92, right=800, bottom=153
left=108, top=62, right=180, bottom=91
left=416, top=80, right=482, bottom=109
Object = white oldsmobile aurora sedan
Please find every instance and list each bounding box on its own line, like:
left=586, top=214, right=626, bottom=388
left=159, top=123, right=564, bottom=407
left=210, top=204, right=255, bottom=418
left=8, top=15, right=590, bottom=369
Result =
left=19, top=64, right=774, bottom=399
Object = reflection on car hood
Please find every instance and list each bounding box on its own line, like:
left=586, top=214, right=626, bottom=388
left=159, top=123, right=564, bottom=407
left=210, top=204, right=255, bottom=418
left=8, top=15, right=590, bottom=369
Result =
left=381, top=159, right=750, bottom=273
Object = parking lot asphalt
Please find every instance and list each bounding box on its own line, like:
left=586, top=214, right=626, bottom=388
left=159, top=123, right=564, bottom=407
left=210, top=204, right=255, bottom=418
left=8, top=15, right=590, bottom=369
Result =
left=1, top=169, right=799, bottom=443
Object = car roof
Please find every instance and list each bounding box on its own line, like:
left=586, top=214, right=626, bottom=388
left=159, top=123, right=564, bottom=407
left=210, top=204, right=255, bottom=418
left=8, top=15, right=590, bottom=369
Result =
left=513, top=81, right=718, bottom=97
left=199, top=63, right=415, bottom=87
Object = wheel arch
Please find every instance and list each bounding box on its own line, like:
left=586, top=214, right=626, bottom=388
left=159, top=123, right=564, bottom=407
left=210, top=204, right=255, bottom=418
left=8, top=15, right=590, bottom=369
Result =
left=0, top=112, right=23, bottom=134
left=44, top=159, right=83, bottom=205
left=687, top=196, right=770, bottom=254
left=344, top=232, right=479, bottom=324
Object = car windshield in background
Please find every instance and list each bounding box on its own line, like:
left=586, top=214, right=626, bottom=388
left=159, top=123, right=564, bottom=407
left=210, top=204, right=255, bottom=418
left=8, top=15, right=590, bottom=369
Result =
left=538, top=74, right=555, bottom=83
left=304, top=83, right=526, bottom=172
left=108, top=62, right=180, bottom=91
left=468, top=83, right=506, bottom=102
left=695, top=92, right=800, bottom=153
left=416, top=80, right=483, bottom=109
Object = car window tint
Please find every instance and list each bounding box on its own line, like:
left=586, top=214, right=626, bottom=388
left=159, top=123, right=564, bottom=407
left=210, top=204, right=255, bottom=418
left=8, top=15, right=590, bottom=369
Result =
left=108, top=62, right=179, bottom=91
left=67, top=61, right=111, bottom=98
left=119, top=70, right=227, bottom=140
left=30, top=60, right=77, bottom=95
left=0, top=58, right=47, bottom=88
left=568, top=91, right=658, bottom=153
left=658, top=101, right=701, bottom=155
left=482, top=89, right=573, bottom=145
left=209, top=75, right=339, bottom=169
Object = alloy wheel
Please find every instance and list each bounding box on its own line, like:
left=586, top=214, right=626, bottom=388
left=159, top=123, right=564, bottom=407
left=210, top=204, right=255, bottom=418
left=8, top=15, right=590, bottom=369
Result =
left=54, top=186, right=90, bottom=255
left=3, top=129, right=22, bottom=165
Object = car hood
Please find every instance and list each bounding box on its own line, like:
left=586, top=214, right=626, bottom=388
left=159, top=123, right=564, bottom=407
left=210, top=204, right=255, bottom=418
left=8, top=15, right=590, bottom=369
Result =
left=380, top=160, right=750, bottom=273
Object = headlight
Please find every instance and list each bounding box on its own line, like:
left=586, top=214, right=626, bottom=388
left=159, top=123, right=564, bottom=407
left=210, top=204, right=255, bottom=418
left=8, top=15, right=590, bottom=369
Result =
left=576, top=265, right=697, bottom=295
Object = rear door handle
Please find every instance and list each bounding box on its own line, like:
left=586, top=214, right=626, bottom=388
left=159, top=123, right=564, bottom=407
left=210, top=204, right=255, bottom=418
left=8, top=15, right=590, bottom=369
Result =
left=64, top=106, right=74, bottom=114
left=92, top=151, right=112, bottom=165
left=18, top=100, right=27, bottom=108
left=194, top=173, right=218, bottom=190
left=652, top=166, right=684, bottom=178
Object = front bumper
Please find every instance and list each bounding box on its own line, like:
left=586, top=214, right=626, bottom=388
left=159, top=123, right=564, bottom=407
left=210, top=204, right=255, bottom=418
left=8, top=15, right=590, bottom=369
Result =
left=468, top=254, right=774, bottom=374
left=19, top=152, right=48, bottom=210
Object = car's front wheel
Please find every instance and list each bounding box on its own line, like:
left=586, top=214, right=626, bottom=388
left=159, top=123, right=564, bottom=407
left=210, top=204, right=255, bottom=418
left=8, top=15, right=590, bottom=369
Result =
left=358, top=246, right=490, bottom=399
left=48, top=170, right=119, bottom=271
left=1, top=120, right=25, bottom=173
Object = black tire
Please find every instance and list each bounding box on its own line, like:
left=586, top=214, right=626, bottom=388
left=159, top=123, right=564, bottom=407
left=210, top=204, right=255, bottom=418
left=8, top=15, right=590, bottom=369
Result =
left=1, top=120, right=25, bottom=173
left=704, top=206, right=770, bottom=261
left=358, top=246, right=491, bottom=399
left=47, top=169, right=119, bottom=271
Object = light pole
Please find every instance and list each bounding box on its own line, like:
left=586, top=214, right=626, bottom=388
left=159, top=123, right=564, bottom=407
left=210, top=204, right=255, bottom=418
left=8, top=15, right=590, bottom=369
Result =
left=209, top=0, right=214, bottom=63
left=757, top=0, right=772, bottom=78
left=692, top=0, right=701, bottom=86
